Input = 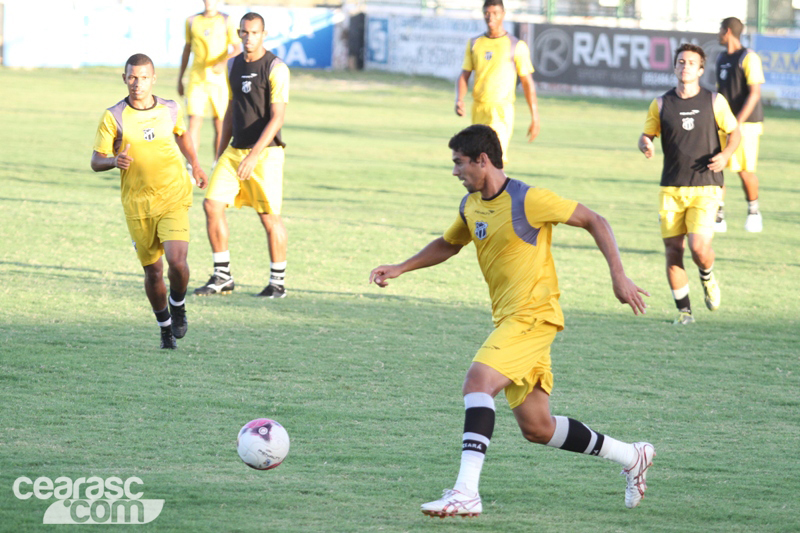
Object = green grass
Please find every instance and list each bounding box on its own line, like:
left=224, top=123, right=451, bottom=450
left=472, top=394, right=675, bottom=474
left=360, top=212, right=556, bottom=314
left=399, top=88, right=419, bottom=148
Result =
left=1, top=67, right=799, bottom=532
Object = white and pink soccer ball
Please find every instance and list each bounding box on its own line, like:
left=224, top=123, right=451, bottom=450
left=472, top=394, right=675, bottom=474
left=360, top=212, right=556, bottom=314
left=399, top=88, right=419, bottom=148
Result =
left=237, top=418, right=290, bottom=470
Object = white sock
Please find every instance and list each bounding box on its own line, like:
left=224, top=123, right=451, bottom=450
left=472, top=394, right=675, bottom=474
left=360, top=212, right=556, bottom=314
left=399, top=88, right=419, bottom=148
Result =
left=454, top=392, right=495, bottom=496
left=598, top=436, right=637, bottom=469
left=213, top=251, right=230, bottom=264
left=270, top=260, right=287, bottom=287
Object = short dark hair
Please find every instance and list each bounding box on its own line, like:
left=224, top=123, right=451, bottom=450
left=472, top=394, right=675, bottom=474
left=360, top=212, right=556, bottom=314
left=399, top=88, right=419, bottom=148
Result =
left=125, top=53, right=154, bottom=71
left=483, top=0, right=504, bottom=10
left=241, top=11, right=265, bottom=30
left=673, top=43, right=705, bottom=68
left=448, top=125, right=504, bottom=169
left=721, top=17, right=744, bottom=39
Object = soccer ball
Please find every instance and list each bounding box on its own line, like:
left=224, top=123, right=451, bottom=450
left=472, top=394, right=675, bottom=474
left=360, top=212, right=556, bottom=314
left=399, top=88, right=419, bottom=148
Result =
left=237, top=418, right=290, bottom=470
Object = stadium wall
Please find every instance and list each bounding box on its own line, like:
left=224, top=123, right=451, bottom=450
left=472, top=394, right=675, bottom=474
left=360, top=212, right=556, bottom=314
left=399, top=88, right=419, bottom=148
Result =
left=362, top=12, right=800, bottom=109
left=0, top=0, right=347, bottom=70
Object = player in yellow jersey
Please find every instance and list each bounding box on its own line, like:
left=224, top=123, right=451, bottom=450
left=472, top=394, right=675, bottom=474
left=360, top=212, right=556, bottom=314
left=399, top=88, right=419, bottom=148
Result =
left=178, top=0, right=241, bottom=159
left=370, top=125, right=653, bottom=517
left=92, top=54, right=208, bottom=349
left=455, top=0, right=539, bottom=162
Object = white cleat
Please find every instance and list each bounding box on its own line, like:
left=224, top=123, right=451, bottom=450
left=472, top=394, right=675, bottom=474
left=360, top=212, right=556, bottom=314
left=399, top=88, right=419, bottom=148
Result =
left=421, top=488, right=482, bottom=518
left=744, top=212, right=763, bottom=233
left=622, top=442, right=655, bottom=509
left=714, top=219, right=727, bottom=233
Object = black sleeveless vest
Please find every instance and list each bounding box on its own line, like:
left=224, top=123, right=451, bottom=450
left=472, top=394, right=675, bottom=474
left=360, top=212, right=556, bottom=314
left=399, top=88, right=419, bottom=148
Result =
left=716, top=48, right=763, bottom=123
left=228, top=51, right=286, bottom=150
left=658, top=88, right=724, bottom=187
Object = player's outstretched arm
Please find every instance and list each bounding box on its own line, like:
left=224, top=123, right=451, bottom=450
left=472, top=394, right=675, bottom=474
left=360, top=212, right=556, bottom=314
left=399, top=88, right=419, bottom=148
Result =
left=455, top=70, right=471, bottom=116
left=178, top=43, right=191, bottom=97
left=175, top=133, right=207, bottom=189
left=520, top=74, right=539, bottom=142
left=638, top=133, right=655, bottom=159
left=91, top=144, right=132, bottom=172
left=370, top=237, right=463, bottom=288
left=565, top=204, right=649, bottom=315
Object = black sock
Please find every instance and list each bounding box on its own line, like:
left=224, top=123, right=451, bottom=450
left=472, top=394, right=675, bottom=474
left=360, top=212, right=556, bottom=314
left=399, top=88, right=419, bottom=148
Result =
left=699, top=266, right=713, bottom=282
left=546, top=416, right=605, bottom=455
left=154, top=306, right=171, bottom=327
left=169, top=290, right=186, bottom=307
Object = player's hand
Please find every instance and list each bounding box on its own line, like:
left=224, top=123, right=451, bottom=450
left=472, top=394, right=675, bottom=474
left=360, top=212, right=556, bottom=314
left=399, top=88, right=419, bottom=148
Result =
left=707, top=152, right=729, bottom=172
left=527, top=120, right=539, bottom=142
left=638, top=136, right=654, bottom=159
left=193, top=165, right=208, bottom=189
left=237, top=152, right=258, bottom=180
left=369, top=264, right=403, bottom=288
left=177, top=80, right=184, bottom=97
left=212, top=62, right=225, bottom=75
left=612, top=274, right=649, bottom=316
left=115, top=144, right=133, bottom=169
left=455, top=100, right=465, bottom=116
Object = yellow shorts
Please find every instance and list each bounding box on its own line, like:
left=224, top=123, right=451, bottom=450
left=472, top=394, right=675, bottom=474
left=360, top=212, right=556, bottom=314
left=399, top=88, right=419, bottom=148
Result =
left=472, top=102, right=514, bottom=162
left=186, top=80, right=229, bottom=119
left=205, top=145, right=285, bottom=214
left=725, top=122, right=762, bottom=173
left=473, top=317, right=558, bottom=409
left=125, top=207, right=190, bottom=267
left=658, top=186, right=722, bottom=238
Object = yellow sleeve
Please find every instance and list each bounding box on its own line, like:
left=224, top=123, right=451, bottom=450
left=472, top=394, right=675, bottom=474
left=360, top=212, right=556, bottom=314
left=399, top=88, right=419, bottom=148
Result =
left=514, top=40, right=534, bottom=77
left=93, top=111, right=117, bottom=156
left=227, top=17, right=240, bottom=46
left=643, top=99, right=660, bottom=137
left=185, top=18, right=192, bottom=45
left=174, top=106, right=187, bottom=136
left=742, top=51, right=765, bottom=85
left=461, top=40, right=474, bottom=72
left=524, top=188, right=578, bottom=226
left=269, top=62, right=290, bottom=104
left=713, top=94, right=739, bottom=134
left=443, top=213, right=471, bottom=246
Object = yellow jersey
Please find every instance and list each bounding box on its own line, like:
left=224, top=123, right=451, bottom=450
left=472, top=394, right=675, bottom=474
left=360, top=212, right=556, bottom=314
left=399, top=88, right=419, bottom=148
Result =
left=186, top=12, right=240, bottom=84
left=462, top=33, right=534, bottom=104
left=443, top=179, right=578, bottom=328
left=93, top=97, right=192, bottom=220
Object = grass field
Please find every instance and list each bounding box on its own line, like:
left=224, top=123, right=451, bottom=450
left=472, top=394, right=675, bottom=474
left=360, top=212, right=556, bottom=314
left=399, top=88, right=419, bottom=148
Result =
left=1, top=67, right=799, bottom=532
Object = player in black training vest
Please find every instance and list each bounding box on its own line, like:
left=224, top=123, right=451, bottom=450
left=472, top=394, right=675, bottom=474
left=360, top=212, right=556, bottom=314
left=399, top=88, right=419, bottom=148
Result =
left=638, top=43, right=741, bottom=325
left=195, top=12, right=290, bottom=298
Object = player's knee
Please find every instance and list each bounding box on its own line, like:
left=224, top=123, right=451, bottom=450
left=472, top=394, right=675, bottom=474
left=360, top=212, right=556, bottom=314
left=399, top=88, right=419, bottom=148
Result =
left=519, top=423, right=551, bottom=444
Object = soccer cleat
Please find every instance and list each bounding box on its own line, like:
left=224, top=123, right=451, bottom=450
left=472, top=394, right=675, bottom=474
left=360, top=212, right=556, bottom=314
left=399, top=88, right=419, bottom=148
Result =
left=421, top=488, right=482, bottom=518
left=673, top=311, right=695, bottom=325
left=194, top=272, right=234, bottom=296
left=256, top=284, right=286, bottom=298
left=169, top=303, right=187, bottom=339
left=744, top=212, right=762, bottom=233
left=160, top=326, right=177, bottom=350
left=622, top=442, right=655, bottom=509
left=702, top=274, right=721, bottom=311
left=714, top=206, right=727, bottom=233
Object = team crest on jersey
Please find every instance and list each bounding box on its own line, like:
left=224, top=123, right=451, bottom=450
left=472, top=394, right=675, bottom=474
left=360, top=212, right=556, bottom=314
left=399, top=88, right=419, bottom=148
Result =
left=242, top=80, right=252, bottom=93
left=681, top=117, right=695, bottom=131
left=475, top=221, right=488, bottom=240
left=719, top=68, right=728, bottom=81
left=143, top=128, right=155, bottom=141
left=485, top=51, right=493, bottom=61
left=204, top=29, right=210, bottom=36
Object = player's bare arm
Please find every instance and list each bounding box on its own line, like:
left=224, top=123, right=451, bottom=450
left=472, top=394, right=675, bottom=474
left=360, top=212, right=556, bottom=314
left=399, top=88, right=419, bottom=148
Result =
left=212, top=43, right=242, bottom=74
left=638, top=134, right=656, bottom=159
left=90, top=143, right=132, bottom=172
left=520, top=74, right=539, bottom=142
left=708, top=125, right=741, bottom=172
left=736, top=82, right=762, bottom=125
left=565, top=204, right=649, bottom=315
left=177, top=43, right=191, bottom=97
left=455, top=70, right=471, bottom=116
left=370, top=237, right=463, bottom=287
left=237, top=101, right=286, bottom=180
left=215, top=105, right=234, bottom=161
left=175, top=133, right=208, bottom=189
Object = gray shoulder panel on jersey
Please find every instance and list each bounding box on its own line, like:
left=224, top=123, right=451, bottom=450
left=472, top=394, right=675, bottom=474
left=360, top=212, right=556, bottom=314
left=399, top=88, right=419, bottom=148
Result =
left=156, top=96, right=180, bottom=126
left=470, top=33, right=484, bottom=52
left=507, top=179, right=540, bottom=246
left=459, top=194, right=469, bottom=226
left=107, top=99, right=128, bottom=154
left=508, top=34, right=519, bottom=65
left=657, top=96, right=664, bottom=114
left=269, top=56, right=284, bottom=74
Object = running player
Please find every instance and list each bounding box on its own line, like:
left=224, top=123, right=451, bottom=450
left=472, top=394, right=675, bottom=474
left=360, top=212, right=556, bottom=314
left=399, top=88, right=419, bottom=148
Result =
left=92, top=54, right=208, bottom=349
left=715, top=16, right=765, bottom=233
left=194, top=12, right=290, bottom=298
left=455, top=0, right=539, bottom=161
left=638, top=44, right=740, bottom=325
left=370, top=125, right=654, bottom=517
left=178, top=0, right=241, bottom=159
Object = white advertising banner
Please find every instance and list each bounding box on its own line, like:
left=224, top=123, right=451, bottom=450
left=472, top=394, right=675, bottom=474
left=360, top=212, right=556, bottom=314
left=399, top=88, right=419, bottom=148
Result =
left=365, top=15, right=501, bottom=80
